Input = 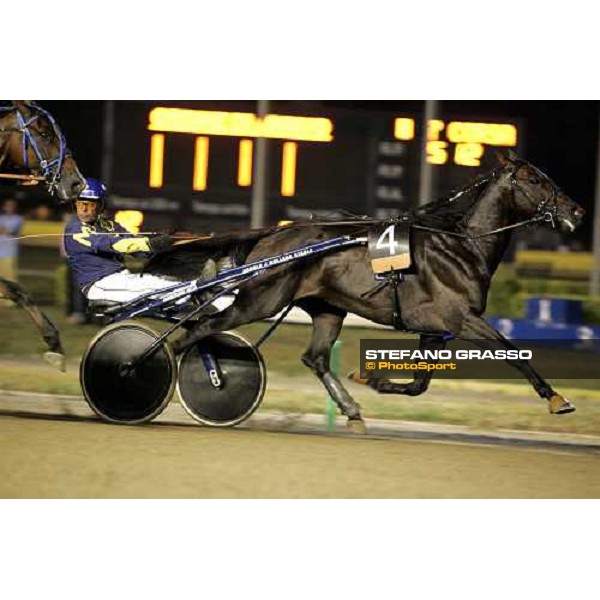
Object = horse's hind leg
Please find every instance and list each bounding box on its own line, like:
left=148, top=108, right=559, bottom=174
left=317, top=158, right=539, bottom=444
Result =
left=349, top=334, right=445, bottom=397
left=298, top=298, right=366, bottom=434
left=0, top=277, right=65, bottom=371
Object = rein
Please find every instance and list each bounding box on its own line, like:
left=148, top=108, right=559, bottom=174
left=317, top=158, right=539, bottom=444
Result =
left=0, top=164, right=561, bottom=247
left=412, top=213, right=550, bottom=239
left=0, top=231, right=167, bottom=245
left=0, top=173, right=45, bottom=183
left=261, top=165, right=561, bottom=241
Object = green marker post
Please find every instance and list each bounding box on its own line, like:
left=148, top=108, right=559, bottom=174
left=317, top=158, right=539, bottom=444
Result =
left=326, top=340, right=341, bottom=431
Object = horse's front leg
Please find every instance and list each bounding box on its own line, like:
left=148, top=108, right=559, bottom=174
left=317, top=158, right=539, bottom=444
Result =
left=458, top=314, right=574, bottom=414
left=0, top=277, right=65, bottom=371
left=349, top=334, right=446, bottom=397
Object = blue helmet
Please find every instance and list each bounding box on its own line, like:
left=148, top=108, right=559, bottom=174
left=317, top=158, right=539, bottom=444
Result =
left=78, top=178, right=108, bottom=203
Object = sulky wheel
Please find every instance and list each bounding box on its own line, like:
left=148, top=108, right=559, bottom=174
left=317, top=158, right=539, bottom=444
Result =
left=80, top=322, right=176, bottom=425
left=177, top=331, right=266, bottom=427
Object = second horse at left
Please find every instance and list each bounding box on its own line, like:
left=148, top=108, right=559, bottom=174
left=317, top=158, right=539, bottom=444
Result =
left=0, top=101, right=86, bottom=369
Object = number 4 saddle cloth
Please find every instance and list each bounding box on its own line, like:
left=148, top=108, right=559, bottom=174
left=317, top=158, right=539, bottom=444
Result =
left=367, top=220, right=414, bottom=275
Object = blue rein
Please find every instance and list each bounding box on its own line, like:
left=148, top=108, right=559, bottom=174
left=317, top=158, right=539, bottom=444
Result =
left=0, top=103, right=69, bottom=195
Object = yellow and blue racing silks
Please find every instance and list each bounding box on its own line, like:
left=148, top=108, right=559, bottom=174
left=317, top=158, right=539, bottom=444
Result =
left=64, top=217, right=152, bottom=291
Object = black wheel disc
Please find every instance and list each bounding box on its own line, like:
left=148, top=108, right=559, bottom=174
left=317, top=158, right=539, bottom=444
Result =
left=80, top=323, right=176, bottom=424
left=177, top=332, right=266, bottom=427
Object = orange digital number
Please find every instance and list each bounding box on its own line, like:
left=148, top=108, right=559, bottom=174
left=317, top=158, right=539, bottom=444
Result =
left=427, top=120, right=445, bottom=141
left=427, top=141, right=448, bottom=165
left=454, top=142, right=484, bottom=167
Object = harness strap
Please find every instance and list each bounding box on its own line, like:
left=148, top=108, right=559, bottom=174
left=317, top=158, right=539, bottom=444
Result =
left=388, top=269, right=406, bottom=331
left=255, top=302, right=295, bottom=348
left=360, top=278, right=388, bottom=299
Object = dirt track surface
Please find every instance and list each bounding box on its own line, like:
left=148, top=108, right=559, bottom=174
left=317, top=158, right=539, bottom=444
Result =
left=3, top=412, right=600, bottom=498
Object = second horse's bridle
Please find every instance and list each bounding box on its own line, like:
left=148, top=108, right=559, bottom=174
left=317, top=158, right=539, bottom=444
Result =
left=0, top=103, right=70, bottom=195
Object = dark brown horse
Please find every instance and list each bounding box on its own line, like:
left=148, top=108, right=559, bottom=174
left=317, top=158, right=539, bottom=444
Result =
left=0, top=101, right=86, bottom=369
left=147, top=152, right=585, bottom=432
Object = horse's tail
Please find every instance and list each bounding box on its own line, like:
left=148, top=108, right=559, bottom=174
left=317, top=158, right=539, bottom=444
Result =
left=0, top=277, right=65, bottom=371
left=145, top=219, right=373, bottom=280
left=145, top=230, right=272, bottom=280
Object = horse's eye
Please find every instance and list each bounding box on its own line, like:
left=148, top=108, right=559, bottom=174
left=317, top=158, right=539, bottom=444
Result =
left=530, top=177, right=541, bottom=185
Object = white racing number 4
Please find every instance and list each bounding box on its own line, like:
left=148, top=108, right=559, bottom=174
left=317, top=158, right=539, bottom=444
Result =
left=375, top=224, right=398, bottom=255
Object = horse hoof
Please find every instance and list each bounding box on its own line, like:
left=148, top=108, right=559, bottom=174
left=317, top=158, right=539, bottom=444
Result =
left=347, top=370, right=369, bottom=385
left=347, top=418, right=367, bottom=434
left=548, top=394, right=576, bottom=415
left=44, top=351, right=66, bottom=372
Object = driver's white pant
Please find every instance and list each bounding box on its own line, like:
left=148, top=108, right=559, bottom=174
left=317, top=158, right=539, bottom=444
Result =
left=85, top=270, right=179, bottom=303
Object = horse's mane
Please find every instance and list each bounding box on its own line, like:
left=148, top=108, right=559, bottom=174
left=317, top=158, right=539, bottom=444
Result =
left=412, top=169, right=499, bottom=230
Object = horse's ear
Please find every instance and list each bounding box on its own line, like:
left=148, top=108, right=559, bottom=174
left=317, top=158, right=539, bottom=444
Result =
left=11, top=101, right=33, bottom=113
left=495, top=149, right=519, bottom=166
left=506, top=149, right=519, bottom=162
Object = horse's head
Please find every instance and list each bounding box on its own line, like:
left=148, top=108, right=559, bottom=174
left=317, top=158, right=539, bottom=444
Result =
left=497, top=150, right=585, bottom=234
left=0, top=101, right=85, bottom=201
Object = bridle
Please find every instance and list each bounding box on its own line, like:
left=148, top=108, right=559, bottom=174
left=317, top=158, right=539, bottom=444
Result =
left=507, top=161, right=560, bottom=230
left=412, top=163, right=561, bottom=240
left=0, top=103, right=70, bottom=195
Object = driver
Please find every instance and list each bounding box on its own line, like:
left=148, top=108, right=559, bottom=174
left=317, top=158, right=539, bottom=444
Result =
left=64, top=178, right=214, bottom=304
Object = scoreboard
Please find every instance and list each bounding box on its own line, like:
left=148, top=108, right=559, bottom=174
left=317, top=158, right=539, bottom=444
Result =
left=108, top=101, right=523, bottom=231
